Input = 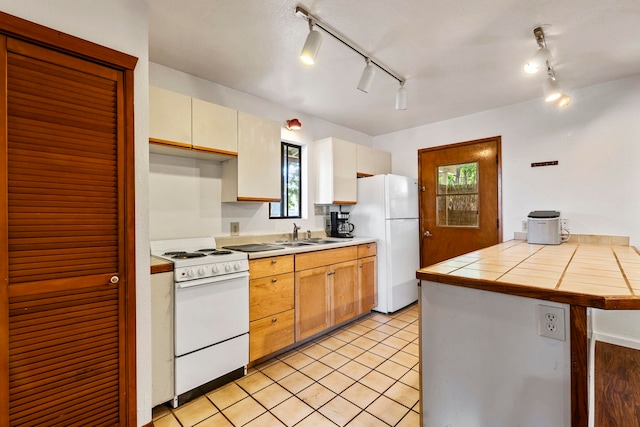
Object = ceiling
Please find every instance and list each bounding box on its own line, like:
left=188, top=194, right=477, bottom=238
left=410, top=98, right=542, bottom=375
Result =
left=148, top=0, right=640, bottom=136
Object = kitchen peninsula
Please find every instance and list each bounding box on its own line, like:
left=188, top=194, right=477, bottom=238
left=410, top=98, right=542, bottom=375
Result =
left=417, top=239, right=640, bottom=427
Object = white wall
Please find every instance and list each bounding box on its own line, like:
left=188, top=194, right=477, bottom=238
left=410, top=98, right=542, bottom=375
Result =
left=0, top=2, right=152, bottom=425
left=149, top=62, right=373, bottom=240
left=421, top=282, right=572, bottom=426
left=374, top=75, right=640, bottom=247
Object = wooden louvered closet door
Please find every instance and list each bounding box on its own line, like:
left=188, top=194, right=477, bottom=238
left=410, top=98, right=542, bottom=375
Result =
left=1, top=37, right=129, bottom=426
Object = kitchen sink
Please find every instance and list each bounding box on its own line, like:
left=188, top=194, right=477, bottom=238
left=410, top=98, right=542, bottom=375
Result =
left=278, top=241, right=316, bottom=247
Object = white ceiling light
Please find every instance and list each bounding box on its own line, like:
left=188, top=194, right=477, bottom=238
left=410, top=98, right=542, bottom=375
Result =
left=300, top=20, right=322, bottom=65
left=524, top=25, right=572, bottom=108
left=523, top=27, right=551, bottom=74
left=295, top=6, right=407, bottom=110
left=543, top=76, right=561, bottom=102
left=395, top=81, right=407, bottom=110
left=357, top=58, right=376, bottom=92
left=557, top=94, right=571, bottom=108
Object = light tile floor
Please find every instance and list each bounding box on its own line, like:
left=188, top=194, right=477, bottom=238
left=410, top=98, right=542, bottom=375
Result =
left=153, top=304, right=420, bottom=427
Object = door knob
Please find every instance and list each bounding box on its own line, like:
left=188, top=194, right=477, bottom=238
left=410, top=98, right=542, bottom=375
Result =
left=424, top=230, right=433, bottom=237
left=110, top=276, right=119, bottom=284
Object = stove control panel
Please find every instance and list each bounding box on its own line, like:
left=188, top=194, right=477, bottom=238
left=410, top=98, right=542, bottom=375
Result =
left=175, top=259, right=249, bottom=281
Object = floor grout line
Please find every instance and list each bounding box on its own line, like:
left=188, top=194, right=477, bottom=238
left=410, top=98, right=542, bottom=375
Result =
left=153, top=304, right=420, bottom=427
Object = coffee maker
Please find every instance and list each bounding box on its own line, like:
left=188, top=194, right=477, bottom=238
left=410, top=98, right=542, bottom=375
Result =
left=329, top=212, right=355, bottom=238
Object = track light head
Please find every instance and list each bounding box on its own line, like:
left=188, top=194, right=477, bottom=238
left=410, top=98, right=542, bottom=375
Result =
left=300, top=21, right=322, bottom=65
left=543, top=76, right=561, bottom=102
left=357, top=58, right=376, bottom=92
left=395, top=81, right=407, bottom=110
left=557, top=94, right=571, bottom=108
left=524, top=26, right=551, bottom=74
left=524, top=46, right=551, bottom=74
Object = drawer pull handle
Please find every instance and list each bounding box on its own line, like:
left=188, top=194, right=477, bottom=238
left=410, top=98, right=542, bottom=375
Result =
left=272, top=278, right=277, bottom=283
left=271, top=259, right=277, bottom=264
left=327, top=271, right=335, bottom=276
left=367, top=244, right=371, bottom=248
left=272, top=317, right=277, bottom=323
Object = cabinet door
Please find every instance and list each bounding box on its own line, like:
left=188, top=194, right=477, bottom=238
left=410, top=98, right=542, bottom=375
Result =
left=149, top=86, right=192, bottom=147
left=236, top=111, right=281, bottom=201
left=249, top=273, right=294, bottom=321
left=358, top=256, right=377, bottom=314
left=314, top=137, right=357, bottom=204
left=374, top=149, right=392, bottom=175
left=249, top=255, right=294, bottom=279
left=332, top=138, right=357, bottom=204
left=192, top=98, right=238, bottom=154
left=250, top=309, right=295, bottom=362
left=356, top=144, right=391, bottom=176
left=331, top=260, right=359, bottom=325
left=295, top=266, right=331, bottom=341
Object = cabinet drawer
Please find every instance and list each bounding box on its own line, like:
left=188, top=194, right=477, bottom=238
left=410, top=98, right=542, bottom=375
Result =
left=249, top=309, right=295, bottom=361
left=249, top=255, right=294, bottom=279
left=249, top=273, right=294, bottom=321
left=295, top=246, right=358, bottom=271
left=357, top=242, right=377, bottom=258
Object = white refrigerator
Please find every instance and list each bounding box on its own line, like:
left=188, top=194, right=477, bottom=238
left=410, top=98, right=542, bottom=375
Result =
left=350, top=174, right=419, bottom=313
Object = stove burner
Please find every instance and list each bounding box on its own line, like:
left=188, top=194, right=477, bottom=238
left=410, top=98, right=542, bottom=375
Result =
left=164, top=251, right=187, bottom=256
left=171, top=252, right=206, bottom=259
left=209, top=250, right=232, bottom=255
left=197, top=248, right=216, bottom=252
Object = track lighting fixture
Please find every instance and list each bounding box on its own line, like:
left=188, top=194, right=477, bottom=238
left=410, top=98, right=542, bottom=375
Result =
left=525, top=25, right=572, bottom=108
left=395, top=81, right=407, bottom=110
left=295, top=6, right=407, bottom=110
left=523, top=27, right=551, bottom=74
left=300, top=20, right=322, bottom=65
left=357, top=58, right=376, bottom=93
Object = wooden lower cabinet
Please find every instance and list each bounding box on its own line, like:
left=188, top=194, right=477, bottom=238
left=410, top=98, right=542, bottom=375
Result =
left=295, top=266, right=332, bottom=341
left=295, top=246, right=362, bottom=341
left=358, top=255, right=377, bottom=314
left=331, top=260, right=359, bottom=325
left=250, top=244, right=377, bottom=360
left=248, top=256, right=295, bottom=362
left=250, top=309, right=295, bottom=361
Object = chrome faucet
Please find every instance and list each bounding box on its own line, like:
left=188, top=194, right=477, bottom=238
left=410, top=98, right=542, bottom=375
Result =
left=293, top=223, right=301, bottom=241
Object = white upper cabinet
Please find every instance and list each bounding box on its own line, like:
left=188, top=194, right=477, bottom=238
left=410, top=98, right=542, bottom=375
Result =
left=315, top=137, right=357, bottom=204
left=149, top=86, right=238, bottom=158
left=221, top=111, right=281, bottom=202
left=149, top=86, right=191, bottom=147
left=356, top=145, right=392, bottom=176
left=192, top=98, right=237, bottom=154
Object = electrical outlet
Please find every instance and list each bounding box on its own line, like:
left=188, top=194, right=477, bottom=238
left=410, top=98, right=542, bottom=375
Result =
left=230, top=222, right=240, bottom=236
left=522, top=220, right=528, bottom=232
left=538, top=305, right=565, bottom=341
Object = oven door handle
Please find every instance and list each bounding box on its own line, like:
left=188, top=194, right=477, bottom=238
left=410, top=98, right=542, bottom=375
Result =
left=176, top=271, right=249, bottom=289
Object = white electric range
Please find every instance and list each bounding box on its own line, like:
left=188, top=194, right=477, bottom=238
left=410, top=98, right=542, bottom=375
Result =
left=151, top=237, right=249, bottom=407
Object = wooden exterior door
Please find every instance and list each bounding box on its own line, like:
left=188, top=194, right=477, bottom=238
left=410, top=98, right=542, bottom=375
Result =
left=0, top=13, right=137, bottom=427
left=418, top=137, right=502, bottom=267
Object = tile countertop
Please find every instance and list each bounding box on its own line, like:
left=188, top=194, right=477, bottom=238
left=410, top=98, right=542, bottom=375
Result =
left=242, top=237, right=377, bottom=260
left=416, top=239, right=640, bottom=309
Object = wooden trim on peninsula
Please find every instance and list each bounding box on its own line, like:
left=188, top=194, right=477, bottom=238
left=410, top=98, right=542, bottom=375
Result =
left=570, top=305, right=588, bottom=427
left=416, top=271, right=640, bottom=309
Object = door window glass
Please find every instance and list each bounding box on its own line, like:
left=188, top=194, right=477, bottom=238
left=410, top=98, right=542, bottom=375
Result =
left=436, top=162, right=478, bottom=227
